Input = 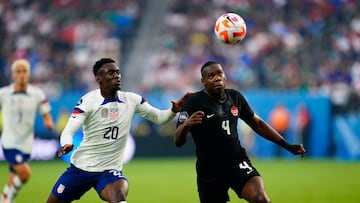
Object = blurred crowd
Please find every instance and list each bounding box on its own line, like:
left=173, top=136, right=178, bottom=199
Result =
left=0, top=0, right=142, bottom=98
left=1, top=0, right=360, bottom=114
left=140, top=0, right=360, bottom=114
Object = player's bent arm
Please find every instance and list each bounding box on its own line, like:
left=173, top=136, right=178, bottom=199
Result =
left=174, top=124, right=191, bottom=147
left=175, top=111, right=204, bottom=147
left=60, top=117, right=83, bottom=147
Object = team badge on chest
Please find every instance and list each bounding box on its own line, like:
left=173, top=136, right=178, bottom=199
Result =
left=109, top=106, right=119, bottom=119
left=230, top=106, right=238, bottom=116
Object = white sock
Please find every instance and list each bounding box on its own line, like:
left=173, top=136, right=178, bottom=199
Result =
left=7, top=175, right=23, bottom=200
left=118, top=201, right=127, bottom=203
left=1, top=184, right=10, bottom=198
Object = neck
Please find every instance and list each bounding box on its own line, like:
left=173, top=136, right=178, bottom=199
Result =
left=101, top=89, right=118, bottom=99
left=204, top=89, right=226, bottom=102
left=14, top=82, right=27, bottom=92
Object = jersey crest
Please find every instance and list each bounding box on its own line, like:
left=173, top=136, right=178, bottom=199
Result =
left=231, top=106, right=238, bottom=116
left=109, top=106, right=119, bottom=119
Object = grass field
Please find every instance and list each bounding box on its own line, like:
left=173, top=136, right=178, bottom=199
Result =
left=0, top=157, right=359, bottom=203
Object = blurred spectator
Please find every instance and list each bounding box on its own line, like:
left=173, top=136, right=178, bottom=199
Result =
left=1, top=0, right=360, bottom=115
left=141, top=0, right=360, bottom=114
left=0, top=0, right=142, bottom=98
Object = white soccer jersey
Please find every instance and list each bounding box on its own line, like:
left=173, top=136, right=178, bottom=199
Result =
left=60, top=89, right=175, bottom=172
left=0, top=84, right=51, bottom=153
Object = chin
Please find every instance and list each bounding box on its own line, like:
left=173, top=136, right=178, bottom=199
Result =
left=214, top=86, right=224, bottom=91
left=113, top=86, right=121, bottom=91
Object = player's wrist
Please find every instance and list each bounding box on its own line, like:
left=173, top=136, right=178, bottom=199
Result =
left=277, top=138, right=295, bottom=154
left=170, top=107, right=177, bottom=114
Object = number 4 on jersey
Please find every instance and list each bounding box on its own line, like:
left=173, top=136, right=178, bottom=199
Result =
left=222, top=120, right=230, bottom=135
left=239, top=161, right=254, bottom=174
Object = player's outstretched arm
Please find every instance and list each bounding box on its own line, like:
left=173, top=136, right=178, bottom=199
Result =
left=244, top=113, right=306, bottom=157
left=170, top=92, right=193, bottom=113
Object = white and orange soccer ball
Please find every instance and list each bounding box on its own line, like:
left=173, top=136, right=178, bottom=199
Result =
left=214, top=13, right=247, bottom=45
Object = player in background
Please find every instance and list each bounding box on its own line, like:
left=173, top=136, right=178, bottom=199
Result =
left=0, top=59, right=55, bottom=203
left=46, top=58, right=191, bottom=203
left=175, top=61, right=306, bottom=203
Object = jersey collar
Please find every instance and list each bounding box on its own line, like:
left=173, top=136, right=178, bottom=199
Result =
left=101, top=97, right=122, bottom=105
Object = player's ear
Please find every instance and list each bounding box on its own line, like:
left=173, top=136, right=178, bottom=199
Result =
left=201, top=77, right=205, bottom=86
left=95, top=75, right=101, bottom=82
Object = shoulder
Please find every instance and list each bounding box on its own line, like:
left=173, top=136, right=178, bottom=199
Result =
left=0, top=85, right=11, bottom=94
left=76, top=89, right=102, bottom=106
left=187, top=91, right=204, bottom=100
left=28, top=84, right=46, bottom=94
left=118, top=91, right=143, bottom=104
left=226, top=88, right=240, bottom=95
left=118, top=91, right=142, bottom=100
left=81, top=89, right=101, bottom=99
left=226, top=89, right=246, bottom=99
left=181, top=91, right=199, bottom=104
left=0, top=85, right=10, bottom=100
left=182, top=91, right=204, bottom=108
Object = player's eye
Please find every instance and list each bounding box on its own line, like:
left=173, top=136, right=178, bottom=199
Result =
left=106, top=70, right=120, bottom=76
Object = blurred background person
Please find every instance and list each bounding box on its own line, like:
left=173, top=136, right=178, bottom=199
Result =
left=0, top=59, right=54, bottom=203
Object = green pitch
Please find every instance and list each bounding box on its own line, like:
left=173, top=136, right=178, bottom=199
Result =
left=0, top=157, right=359, bottom=203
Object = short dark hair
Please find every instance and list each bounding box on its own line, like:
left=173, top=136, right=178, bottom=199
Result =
left=201, top=61, right=219, bottom=77
left=93, top=58, right=115, bottom=76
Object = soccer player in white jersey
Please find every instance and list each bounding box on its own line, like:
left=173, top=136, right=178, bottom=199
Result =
left=46, top=58, right=191, bottom=203
left=0, top=59, right=55, bottom=203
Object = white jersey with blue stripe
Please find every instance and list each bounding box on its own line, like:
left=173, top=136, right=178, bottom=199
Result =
left=0, top=84, right=51, bottom=153
left=60, top=89, right=175, bottom=172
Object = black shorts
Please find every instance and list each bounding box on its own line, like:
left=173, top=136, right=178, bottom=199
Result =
left=197, top=158, right=260, bottom=203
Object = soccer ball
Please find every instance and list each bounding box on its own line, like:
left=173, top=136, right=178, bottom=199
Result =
left=214, top=13, right=247, bottom=45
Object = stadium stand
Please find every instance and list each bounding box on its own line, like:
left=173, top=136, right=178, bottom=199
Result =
left=0, top=0, right=359, bottom=114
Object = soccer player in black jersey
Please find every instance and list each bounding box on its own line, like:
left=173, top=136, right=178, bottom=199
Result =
left=175, top=61, right=306, bottom=203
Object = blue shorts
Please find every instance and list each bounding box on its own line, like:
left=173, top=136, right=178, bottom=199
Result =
left=2, top=148, right=30, bottom=172
left=51, top=164, right=128, bottom=202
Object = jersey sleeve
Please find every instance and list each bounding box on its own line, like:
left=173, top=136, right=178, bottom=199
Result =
left=132, top=93, right=176, bottom=125
left=237, top=92, right=255, bottom=121
left=0, top=88, right=4, bottom=109
left=176, top=95, right=194, bottom=127
left=60, top=96, right=89, bottom=146
left=36, top=88, right=51, bottom=114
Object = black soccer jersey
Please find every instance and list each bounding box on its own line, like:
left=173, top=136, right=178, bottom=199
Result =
left=177, top=89, right=255, bottom=173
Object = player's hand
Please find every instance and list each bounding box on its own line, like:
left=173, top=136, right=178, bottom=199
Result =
left=171, top=92, right=193, bottom=113
left=184, top=111, right=204, bottom=127
left=58, top=144, right=74, bottom=157
left=289, top=144, right=306, bottom=158
left=277, top=139, right=306, bottom=158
